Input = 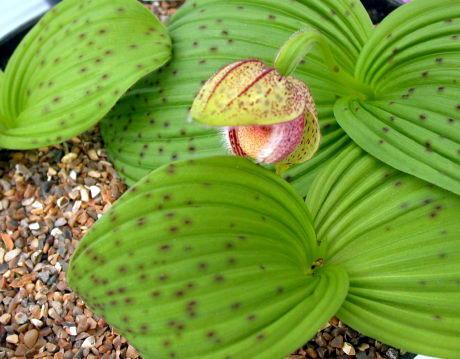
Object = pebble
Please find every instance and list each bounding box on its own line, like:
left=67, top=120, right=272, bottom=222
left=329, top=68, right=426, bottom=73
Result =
left=15, top=164, right=31, bottom=179
left=5, top=248, right=21, bottom=261
left=1, top=233, right=14, bottom=250
left=24, top=329, right=39, bottom=348
left=88, top=170, right=101, bottom=178
left=72, top=200, right=82, bottom=212
left=82, top=336, right=96, bottom=349
left=68, top=326, right=77, bottom=336
left=6, top=334, right=19, bottom=344
left=80, top=187, right=90, bottom=202
left=126, top=345, right=139, bottom=358
left=90, top=185, right=101, bottom=198
left=61, top=152, right=78, bottom=164
left=54, top=218, right=67, bottom=227
left=22, top=197, right=35, bottom=206
left=32, top=200, right=43, bottom=209
left=0, top=313, right=11, bottom=324
left=57, top=196, right=69, bottom=208
left=386, top=347, right=400, bottom=359
left=343, top=342, right=356, bottom=355
left=70, top=170, right=78, bottom=181
left=30, top=318, right=44, bottom=328
left=29, top=222, right=40, bottom=230
left=330, top=335, right=344, bottom=348
left=87, top=149, right=99, bottom=161
left=14, top=312, right=28, bottom=324
left=51, top=227, right=63, bottom=237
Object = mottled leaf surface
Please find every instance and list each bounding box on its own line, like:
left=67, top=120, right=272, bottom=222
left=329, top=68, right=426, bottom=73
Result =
left=336, top=0, right=460, bottom=194
left=0, top=0, right=171, bottom=149
left=68, top=157, right=349, bottom=359
left=101, top=0, right=373, bottom=186
left=307, top=143, right=460, bottom=358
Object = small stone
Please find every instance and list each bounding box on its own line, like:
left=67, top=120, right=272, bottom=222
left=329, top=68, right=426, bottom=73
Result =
left=15, top=312, right=28, bottom=324
left=22, top=197, right=35, bottom=206
left=87, top=149, right=99, bottom=160
left=305, top=348, right=318, bottom=358
left=51, top=228, right=63, bottom=237
left=81, top=336, right=95, bottom=349
left=342, top=342, right=356, bottom=355
left=72, top=200, right=82, bottom=212
left=69, top=170, right=78, bottom=181
left=88, top=170, right=101, bottom=178
left=45, top=342, right=57, bottom=352
left=24, top=329, right=39, bottom=348
left=1, top=233, right=14, bottom=251
left=126, top=345, right=139, bottom=358
left=15, top=164, right=31, bottom=178
left=80, top=188, right=89, bottom=202
left=330, top=335, right=344, bottom=348
left=6, top=334, right=19, bottom=344
left=38, top=271, right=50, bottom=283
left=5, top=248, right=21, bottom=262
left=47, top=167, right=57, bottom=177
left=68, top=326, right=77, bottom=336
left=61, top=152, right=78, bottom=163
left=30, top=318, right=44, bottom=328
left=54, top=218, right=67, bottom=227
left=386, top=348, right=399, bottom=359
left=357, top=352, right=370, bottom=359
left=359, top=343, right=370, bottom=351
left=56, top=196, right=69, bottom=208
left=29, top=222, right=40, bottom=230
left=89, top=185, right=101, bottom=198
left=0, top=313, right=11, bottom=324
left=31, top=201, right=43, bottom=209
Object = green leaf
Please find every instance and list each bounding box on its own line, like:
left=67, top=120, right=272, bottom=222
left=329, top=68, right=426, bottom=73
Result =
left=68, top=156, right=349, bottom=358
left=0, top=70, right=7, bottom=129
left=335, top=0, right=460, bottom=194
left=0, top=0, right=171, bottom=149
left=101, top=0, right=373, bottom=185
left=307, top=143, right=460, bottom=358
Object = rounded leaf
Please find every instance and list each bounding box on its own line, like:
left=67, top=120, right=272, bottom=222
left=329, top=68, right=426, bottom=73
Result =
left=68, top=157, right=349, bottom=358
left=336, top=0, right=460, bottom=194
left=0, top=0, right=171, bottom=149
left=307, top=143, right=460, bottom=358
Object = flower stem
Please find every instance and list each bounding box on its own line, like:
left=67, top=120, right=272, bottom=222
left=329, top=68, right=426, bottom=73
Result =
left=274, top=29, right=373, bottom=99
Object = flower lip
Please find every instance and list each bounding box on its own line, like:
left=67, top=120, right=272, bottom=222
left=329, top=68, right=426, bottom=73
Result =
left=225, top=114, right=306, bottom=164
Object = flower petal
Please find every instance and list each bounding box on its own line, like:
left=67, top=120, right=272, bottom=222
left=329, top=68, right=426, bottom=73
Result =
left=191, top=60, right=308, bottom=127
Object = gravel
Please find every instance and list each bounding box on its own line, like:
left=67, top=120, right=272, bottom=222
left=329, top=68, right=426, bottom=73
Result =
left=0, top=1, right=413, bottom=358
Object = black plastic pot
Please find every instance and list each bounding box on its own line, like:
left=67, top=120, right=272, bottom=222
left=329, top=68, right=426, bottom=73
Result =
left=362, top=0, right=407, bottom=23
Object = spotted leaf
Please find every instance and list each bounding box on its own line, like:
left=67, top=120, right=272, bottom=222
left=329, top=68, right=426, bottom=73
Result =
left=101, top=0, right=373, bottom=185
left=0, top=0, right=171, bottom=149
left=307, top=143, right=460, bottom=358
left=68, top=156, right=349, bottom=358
left=335, top=0, right=460, bottom=194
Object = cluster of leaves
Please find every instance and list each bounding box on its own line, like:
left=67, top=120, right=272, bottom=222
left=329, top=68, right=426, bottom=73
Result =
left=2, top=0, right=459, bottom=358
